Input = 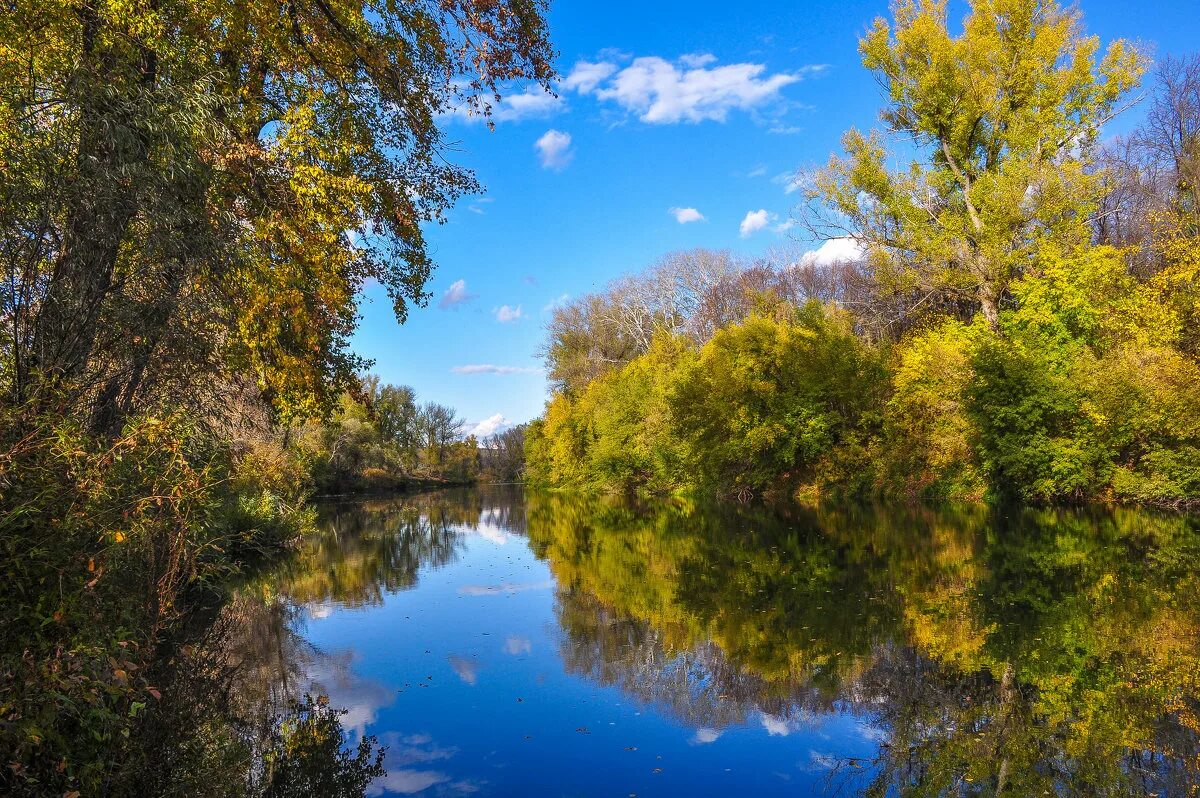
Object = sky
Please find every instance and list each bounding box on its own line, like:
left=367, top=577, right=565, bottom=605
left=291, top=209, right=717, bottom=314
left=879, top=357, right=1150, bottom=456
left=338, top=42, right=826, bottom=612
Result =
left=349, top=0, right=1200, bottom=439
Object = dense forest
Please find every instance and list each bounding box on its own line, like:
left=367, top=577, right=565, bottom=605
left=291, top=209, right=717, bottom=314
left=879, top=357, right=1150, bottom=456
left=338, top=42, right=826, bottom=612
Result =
left=0, top=1, right=552, bottom=793
left=526, top=1, right=1200, bottom=506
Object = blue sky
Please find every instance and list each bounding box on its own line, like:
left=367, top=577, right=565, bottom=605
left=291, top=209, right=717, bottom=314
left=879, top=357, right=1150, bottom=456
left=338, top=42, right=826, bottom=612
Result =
left=350, top=0, right=1200, bottom=437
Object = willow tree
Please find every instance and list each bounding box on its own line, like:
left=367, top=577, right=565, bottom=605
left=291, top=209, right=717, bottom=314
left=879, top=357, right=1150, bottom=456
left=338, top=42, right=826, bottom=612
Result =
left=0, top=0, right=554, bottom=425
left=806, top=0, right=1144, bottom=330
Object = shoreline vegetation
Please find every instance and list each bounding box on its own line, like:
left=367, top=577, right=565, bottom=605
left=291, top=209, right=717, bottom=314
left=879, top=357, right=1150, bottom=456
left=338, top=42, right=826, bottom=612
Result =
left=524, top=5, right=1200, bottom=511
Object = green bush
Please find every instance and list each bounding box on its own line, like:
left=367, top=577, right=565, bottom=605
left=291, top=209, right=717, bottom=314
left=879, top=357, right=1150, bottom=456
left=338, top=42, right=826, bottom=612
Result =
left=668, top=303, right=886, bottom=497
left=880, top=320, right=986, bottom=501
left=524, top=336, right=689, bottom=493
left=967, top=247, right=1200, bottom=504
left=0, top=411, right=315, bottom=795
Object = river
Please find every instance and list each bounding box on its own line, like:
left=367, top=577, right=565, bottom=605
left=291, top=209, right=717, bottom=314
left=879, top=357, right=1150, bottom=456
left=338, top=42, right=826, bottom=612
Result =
left=160, top=486, right=1200, bottom=796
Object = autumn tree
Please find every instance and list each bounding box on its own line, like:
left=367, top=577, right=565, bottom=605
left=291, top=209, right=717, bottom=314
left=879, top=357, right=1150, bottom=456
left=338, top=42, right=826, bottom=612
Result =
left=542, top=249, right=769, bottom=394
left=806, top=0, right=1144, bottom=330
left=1094, top=55, right=1200, bottom=269
left=482, top=425, right=528, bottom=482
left=417, top=402, right=465, bottom=469
left=0, top=0, right=555, bottom=425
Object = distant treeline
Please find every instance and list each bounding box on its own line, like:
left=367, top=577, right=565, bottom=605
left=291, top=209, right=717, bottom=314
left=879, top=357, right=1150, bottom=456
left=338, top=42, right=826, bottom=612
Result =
left=527, top=4, right=1200, bottom=506
left=298, top=376, right=527, bottom=493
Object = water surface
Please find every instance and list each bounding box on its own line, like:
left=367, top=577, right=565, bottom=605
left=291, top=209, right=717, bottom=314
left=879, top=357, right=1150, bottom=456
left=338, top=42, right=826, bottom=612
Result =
left=201, top=488, right=1200, bottom=795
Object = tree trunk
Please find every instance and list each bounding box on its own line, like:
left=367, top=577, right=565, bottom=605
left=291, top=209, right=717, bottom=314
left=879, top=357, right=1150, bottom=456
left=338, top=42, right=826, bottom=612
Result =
left=979, top=284, right=1001, bottom=332
left=31, top=9, right=154, bottom=390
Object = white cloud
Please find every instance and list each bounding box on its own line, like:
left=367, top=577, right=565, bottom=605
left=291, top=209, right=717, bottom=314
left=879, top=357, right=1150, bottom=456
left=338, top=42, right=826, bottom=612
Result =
left=452, top=364, right=541, bottom=376
left=307, top=602, right=334, bottom=620
left=303, top=660, right=395, bottom=740
left=494, top=304, right=525, bottom=323
left=447, top=84, right=563, bottom=124
left=468, top=413, right=510, bottom=437
left=746, top=165, right=768, bottom=178
left=383, top=733, right=458, bottom=766
left=497, top=85, right=563, bottom=121
left=773, top=171, right=806, bottom=194
left=562, top=60, right=619, bottom=93
left=806, top=751, right=838, bottom=771
left=542, top=293, right=571, bottom=312
left=739, top=209, right=773, bottom=237
left=447, top=655, right=479, bottom=686
left=669, top=206, right=706, bottom=224
left=855, top=721, right=889, bottom=742
left=535, top=129, right=573, bottom=170
left=569, top=54, right=809, bottom=124
left=438, top=279, right=474, bottom=309
left=797, top=236, right=864, bottom=268
left=679, top=52, right=718, bottom=68
left=474, top=522, right=512, bottom=546
left=503, top=636, right=532, bottom=655
left=467, top=197, right=494, bottom=215
left=773, top=219, right=797, bottom=234
left=367, top=770, right=449, bottom=796
left=690, top=727, right=723, bottom=745
left=760, top=713, right=791, bottom=736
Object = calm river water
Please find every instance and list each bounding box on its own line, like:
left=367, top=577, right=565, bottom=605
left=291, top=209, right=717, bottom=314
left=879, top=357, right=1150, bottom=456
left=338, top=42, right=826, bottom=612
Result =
left=188, top=487, right=1200, bottom=796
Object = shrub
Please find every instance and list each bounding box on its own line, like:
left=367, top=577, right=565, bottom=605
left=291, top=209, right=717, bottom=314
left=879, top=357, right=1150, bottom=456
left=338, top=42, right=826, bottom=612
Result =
left=0, top=410, right=314, bottom=795
left=881, top=320, right=986, bottom=500
left=966, top=246, right=1200, bottom=504
left=668, top=303, right=886, bottom=496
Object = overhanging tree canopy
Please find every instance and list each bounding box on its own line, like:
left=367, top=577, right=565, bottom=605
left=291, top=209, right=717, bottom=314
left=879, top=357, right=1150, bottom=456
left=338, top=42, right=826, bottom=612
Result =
left=0, top=0, right=555, bottom=423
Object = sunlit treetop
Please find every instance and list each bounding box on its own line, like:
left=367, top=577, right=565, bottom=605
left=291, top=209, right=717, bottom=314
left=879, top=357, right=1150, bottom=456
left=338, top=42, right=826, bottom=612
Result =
left=807, top=0, right=1145, bottom=329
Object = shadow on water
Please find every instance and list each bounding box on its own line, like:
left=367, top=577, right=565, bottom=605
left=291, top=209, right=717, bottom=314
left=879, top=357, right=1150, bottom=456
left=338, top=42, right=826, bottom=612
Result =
left=146, top=487, right=1200, bottom=795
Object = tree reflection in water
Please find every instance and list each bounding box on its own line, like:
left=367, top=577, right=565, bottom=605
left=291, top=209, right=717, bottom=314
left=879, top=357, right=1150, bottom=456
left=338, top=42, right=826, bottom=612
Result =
left=136, top=489, right=511, bottom=796
left=142, top=488, right=1200, bottom=795
left=529, top=493, right=1200, bottom=796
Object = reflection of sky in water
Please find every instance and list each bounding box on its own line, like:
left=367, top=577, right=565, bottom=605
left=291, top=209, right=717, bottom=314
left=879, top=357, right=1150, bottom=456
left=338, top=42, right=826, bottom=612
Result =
left=288, top=494, right=880, bottom=796
left=268, top=490, right=1200, bottom=795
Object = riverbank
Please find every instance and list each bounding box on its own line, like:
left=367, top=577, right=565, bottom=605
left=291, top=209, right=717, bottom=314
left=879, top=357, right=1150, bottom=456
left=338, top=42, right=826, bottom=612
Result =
left=0, top=413, right=318, bottom=795
left=0, top=406, right=504, bottom=796
left=525, top=261, right=1200, bottom=508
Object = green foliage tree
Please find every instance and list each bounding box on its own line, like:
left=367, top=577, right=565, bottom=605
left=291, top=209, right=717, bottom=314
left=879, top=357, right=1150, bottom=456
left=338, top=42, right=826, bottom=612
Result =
left=881, top=320, right=985, bottom=499
left=807, top=0, right=1144, bottom=329
left=299, top=377, right=479, bottom=492
left=669, top=304, right=885, bottom=496
left=967, top=245, right=1200, bottom=502
left=525, top=335, right=691, bottom=493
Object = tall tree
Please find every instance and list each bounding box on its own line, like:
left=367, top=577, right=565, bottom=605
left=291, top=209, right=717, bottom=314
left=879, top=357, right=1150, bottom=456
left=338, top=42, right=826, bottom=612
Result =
left=1, top=0, right=555, bottom=424
left=418, top=402, right=464, bottom=468
left=482, top=424, right=527, bottom=482
left=805, top=0, right=1143, bottom=330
